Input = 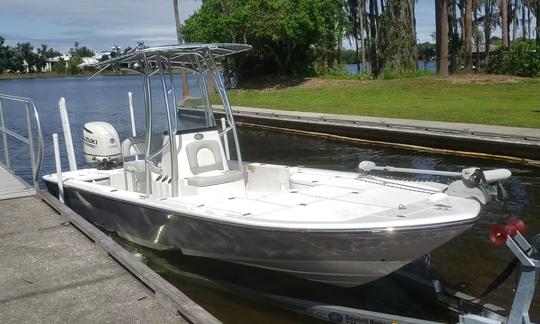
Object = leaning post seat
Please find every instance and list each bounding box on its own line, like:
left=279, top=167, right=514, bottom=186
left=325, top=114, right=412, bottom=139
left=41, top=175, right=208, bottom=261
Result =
left=171, top=127, right=245, bottom=195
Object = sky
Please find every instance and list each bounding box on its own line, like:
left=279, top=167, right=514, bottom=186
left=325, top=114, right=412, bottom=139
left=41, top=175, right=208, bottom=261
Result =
left=0, top=0, right=437, bottom=53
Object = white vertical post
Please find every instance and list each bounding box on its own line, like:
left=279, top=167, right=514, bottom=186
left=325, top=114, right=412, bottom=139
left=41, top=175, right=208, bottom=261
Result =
left=58, top=97, right=77, bottom=171
left=221, top=117, right=230, bottom=160
left=53, top=133, right=64, bottom=203
left=128, top=91, right=136, bottom=137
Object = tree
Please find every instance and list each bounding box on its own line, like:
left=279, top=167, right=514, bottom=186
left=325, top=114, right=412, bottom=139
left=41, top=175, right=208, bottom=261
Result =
left=183, top=0, right=346, bottom=77
left=173, top=0, right=192, bottom=98
left=70, top=41, right=94, bottom=57
left=376, top=0, right=417, bottom=74
left=483, top=0, right=495, bottom=65
left=418, top=42, right=436, bottom=64
left=54, top=58, right=66, bottom=74
left=67, top=55, right=83, bottom=75
left=537, top=0, right=540, bottom=44
left=0, top=36, right=9, bottom=73
left=346, top=0, right=362, bottom=72
left=436, top=0, right=449, bottom=75
left=501, top=0, right=509, bottom=47
left=463, top=0, right=473, bottom=71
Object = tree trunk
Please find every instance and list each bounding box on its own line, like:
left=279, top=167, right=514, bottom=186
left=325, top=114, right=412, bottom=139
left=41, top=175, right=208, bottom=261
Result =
left=437, top=0, right=449, bottom=76
left=501, top=0, right=509, bottom=47
left=359, top=0, right=366, bottom=71
left=512, top=0, right=518, bottom=44
left=377, top=0, right=417, bottom=74
left=464, top=0, right=473, bottom=71
left=521, top=3, right=527, bottom=40
left=448, top=0, right=458, bottom=72
left=436, top=0, right=441, bottom=72
left=537, top=0, right=540, bottom=44
left=173, top=0, right=191, bottom=99
left=484, top=0, right=492, bottom=66
left=369, top=0, right=379, bottom=75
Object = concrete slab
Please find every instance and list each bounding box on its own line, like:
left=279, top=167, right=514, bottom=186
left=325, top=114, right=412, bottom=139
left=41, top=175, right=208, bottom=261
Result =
left=201, top=105, right=540, bottom=162
left=0, top=196, right=184, bottom=324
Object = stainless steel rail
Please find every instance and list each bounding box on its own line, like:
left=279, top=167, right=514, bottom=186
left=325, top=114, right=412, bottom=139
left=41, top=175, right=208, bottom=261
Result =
left=0, top=94, right=44, bottom=190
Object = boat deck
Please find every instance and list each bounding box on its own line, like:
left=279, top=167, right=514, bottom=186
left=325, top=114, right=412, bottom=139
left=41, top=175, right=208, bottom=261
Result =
left=0, top=164, right=215, bottom=323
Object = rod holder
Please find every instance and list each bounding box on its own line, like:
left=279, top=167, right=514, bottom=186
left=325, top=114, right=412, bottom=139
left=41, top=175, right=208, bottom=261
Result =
left=58, top=97, right=77, bottom=171
left=128, top=92, right=136, bottom=137
left=53, top=133, right=64, bottom=203
left=221, top=117, right=230, bottom=160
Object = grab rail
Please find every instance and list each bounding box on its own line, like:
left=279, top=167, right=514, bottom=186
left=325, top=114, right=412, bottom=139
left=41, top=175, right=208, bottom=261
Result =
left=0, top=94, right=44, bottom=190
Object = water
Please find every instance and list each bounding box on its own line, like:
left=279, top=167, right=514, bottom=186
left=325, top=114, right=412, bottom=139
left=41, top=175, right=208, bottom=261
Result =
left=1, top=75, right=539, bottom=322
left=345, top=61, right=436, bottom=74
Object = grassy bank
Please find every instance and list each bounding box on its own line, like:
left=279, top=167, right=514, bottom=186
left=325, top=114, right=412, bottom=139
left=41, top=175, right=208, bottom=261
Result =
left=228, top=75, right=540, bottom=128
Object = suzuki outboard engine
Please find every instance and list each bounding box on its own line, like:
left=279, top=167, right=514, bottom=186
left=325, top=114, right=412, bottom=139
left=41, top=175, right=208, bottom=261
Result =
left=83, top=122, right=121, bottom=168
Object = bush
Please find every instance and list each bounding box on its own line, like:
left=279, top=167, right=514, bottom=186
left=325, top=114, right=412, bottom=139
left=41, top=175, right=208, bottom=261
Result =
left=378, top=68, right=431, bottom=80
left=320, top=69, right=373, bottom=80
left=487, top=42, right=540, bottom=77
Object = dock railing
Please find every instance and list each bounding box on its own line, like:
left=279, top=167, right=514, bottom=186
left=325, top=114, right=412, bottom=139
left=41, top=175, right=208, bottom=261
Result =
left=0, top=94, right=44, bottom=190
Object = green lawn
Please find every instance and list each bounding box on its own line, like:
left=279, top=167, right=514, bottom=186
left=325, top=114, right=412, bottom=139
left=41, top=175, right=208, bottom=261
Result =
left=227, top=76, right=540, bottom=128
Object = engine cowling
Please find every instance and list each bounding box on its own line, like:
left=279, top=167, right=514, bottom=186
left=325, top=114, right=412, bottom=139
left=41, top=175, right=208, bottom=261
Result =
left=83, top=122, right=121, bottom=166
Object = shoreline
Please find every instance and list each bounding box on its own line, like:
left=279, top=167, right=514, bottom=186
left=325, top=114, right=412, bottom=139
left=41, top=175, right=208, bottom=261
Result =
left=0, top=71, right=137, bottom=80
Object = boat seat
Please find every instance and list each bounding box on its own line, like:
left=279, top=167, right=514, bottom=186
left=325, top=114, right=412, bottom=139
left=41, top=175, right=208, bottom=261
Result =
left=187, top=170, right=243, bottom=187
left=184, top=139, right=242, bottom=187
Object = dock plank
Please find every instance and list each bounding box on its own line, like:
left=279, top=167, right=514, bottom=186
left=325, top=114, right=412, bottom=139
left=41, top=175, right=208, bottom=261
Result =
left=0, top=196, right=185, bottom=324
left=0, top=164, right=35, bottom=200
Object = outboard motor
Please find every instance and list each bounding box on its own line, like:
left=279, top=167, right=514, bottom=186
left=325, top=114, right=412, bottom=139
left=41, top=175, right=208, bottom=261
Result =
left=83, top=122, right=121, bottom=168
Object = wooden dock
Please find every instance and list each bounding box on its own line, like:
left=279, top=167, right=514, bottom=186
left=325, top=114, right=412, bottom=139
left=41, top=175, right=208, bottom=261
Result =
left=0, top=163, right=219, bottom=323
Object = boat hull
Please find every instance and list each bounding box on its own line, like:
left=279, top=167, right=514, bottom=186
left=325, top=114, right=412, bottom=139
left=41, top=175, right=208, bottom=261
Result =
left=45, top=181, right=474, bottom=287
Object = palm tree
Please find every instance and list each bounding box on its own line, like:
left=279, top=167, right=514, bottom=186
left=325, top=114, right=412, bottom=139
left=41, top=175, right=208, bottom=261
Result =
left=437, top=0, right=450, bottom=75
left=464, top=0, right=474, bottom=71
left=501, top=0, right=509, bottom=47
left=173, top=0, right=191, bottom=99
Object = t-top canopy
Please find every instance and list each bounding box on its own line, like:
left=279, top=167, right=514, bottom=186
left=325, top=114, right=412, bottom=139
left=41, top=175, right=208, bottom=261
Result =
left=94, top=43, right=252, bottom=74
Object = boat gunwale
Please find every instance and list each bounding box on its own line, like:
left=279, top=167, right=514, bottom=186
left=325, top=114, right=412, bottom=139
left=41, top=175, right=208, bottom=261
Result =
left=43, top=178, right=480, bottom=235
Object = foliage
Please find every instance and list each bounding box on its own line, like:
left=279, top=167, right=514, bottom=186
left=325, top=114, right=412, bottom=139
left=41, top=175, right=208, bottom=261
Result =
left=69, top=41, right=94, bottom=58
left=340, top=49, right=357, bottom=64
left=183, top=0, right=346, bottom=78
left=378, top=68, right=431, bottom=80
left=320, top=69, right=373, bottom=80
left=67, top=55, right=83, bottom=75
left=54, top=58, right=66, bottom=74
left=0, top=35, right=64, bottom=74
left=0, top=37, right=10, bottom=73
left=417, top=42, right=436, bottom=64
left=487, top=41, right=540, bottom=77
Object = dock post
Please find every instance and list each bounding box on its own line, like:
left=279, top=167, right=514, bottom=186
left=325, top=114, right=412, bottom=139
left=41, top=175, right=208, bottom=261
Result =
left=58, top=97, right=77, bottom=171
left=221, top=117, right=230, bottom=160
left=53, top=133, right=64, bottom=203
left=0, top=98, right=10, bottom=168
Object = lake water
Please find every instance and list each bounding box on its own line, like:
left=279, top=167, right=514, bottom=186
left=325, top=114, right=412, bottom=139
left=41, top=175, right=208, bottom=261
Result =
left=0, top=75, right=538, bottom=322
left=346, top=61, right=437, bottom=74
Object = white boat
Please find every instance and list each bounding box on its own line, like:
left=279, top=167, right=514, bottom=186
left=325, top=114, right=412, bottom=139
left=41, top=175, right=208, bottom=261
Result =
left=43, top=44, right=511, bottom=287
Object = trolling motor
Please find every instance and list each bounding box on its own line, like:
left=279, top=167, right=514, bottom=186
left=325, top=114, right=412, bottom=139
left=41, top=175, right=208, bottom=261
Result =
left=358, top=161, right=511, bottom=205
